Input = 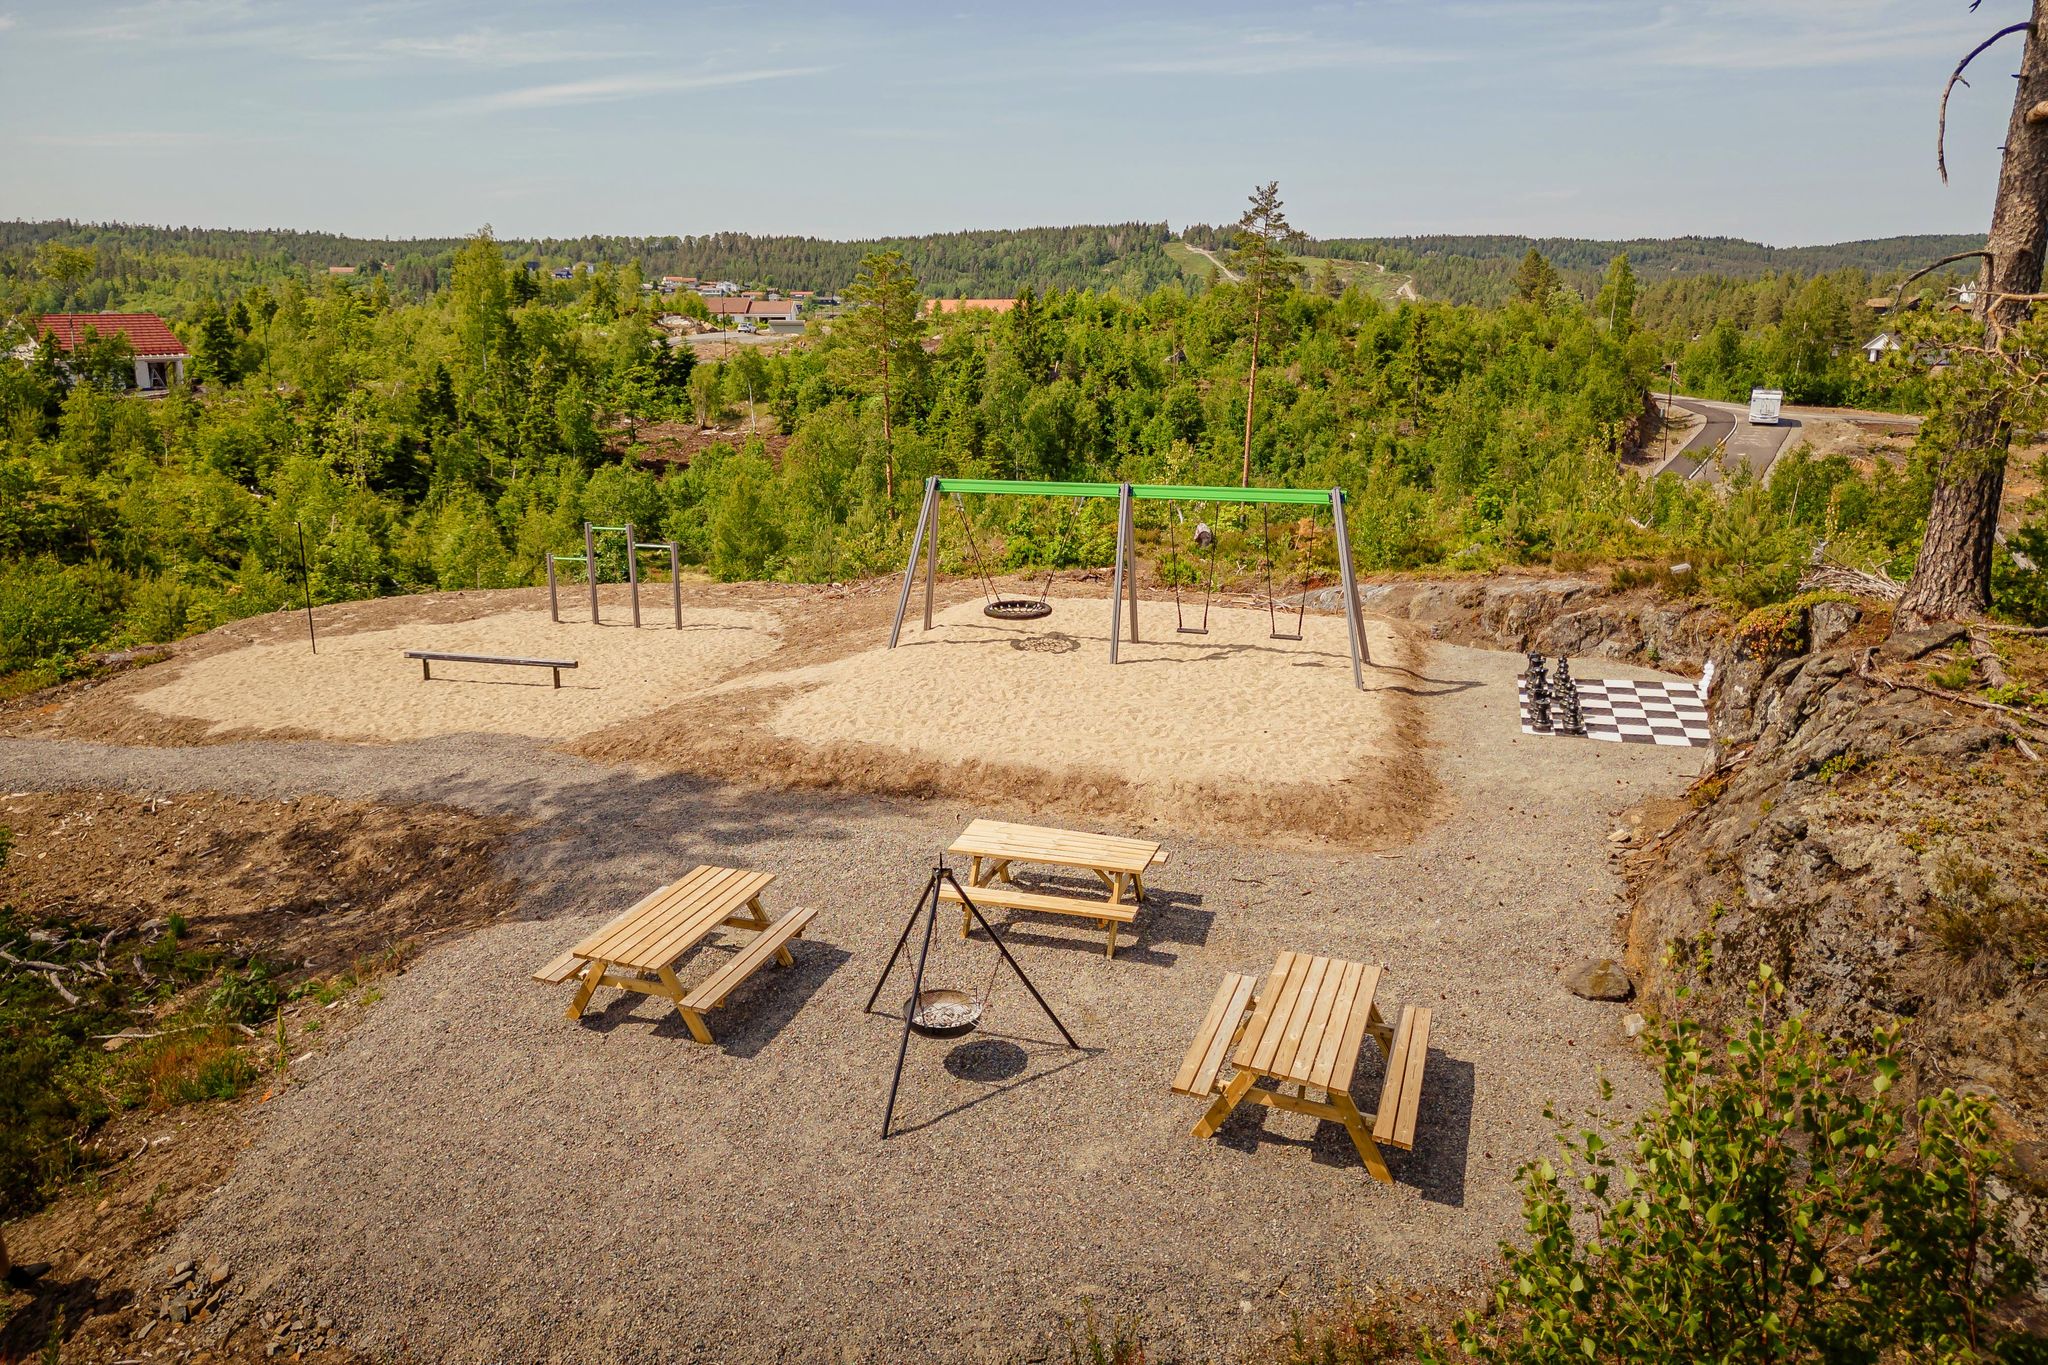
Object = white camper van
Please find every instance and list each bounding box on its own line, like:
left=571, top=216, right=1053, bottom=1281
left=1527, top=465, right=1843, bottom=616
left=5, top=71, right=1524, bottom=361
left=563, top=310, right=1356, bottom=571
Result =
left=1748, top=388, right=1784, bottom=425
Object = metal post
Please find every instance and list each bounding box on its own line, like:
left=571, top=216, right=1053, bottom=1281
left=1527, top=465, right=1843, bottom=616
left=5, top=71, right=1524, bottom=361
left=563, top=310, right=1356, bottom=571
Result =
left=1108, top=483, right=1131, bottom=665
left=294, top=521, right=316, bottom=654
left=626, top=522, right=640, bottom=628
left=889, top=478, right=939, bottom=648
left=670, top=543, right=681, bottom=628
left=922, top=494, right=938, bottom=630
left=1329, top=488, right=1368, bottom=689
left=546, top=554, right=558, bottom=623
left=1123, top=485, right=1139, bottom=644
left=584, top=522, right=599, bottom=625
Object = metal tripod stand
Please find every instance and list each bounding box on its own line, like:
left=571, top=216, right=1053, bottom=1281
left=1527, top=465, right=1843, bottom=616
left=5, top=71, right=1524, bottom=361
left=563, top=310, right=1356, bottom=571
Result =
left=865, top=860, right=1079, bottom=1139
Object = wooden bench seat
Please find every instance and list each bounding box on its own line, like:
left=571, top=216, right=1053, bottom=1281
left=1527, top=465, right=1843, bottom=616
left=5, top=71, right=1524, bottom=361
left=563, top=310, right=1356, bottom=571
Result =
left=531, top=949, right=584, bottom=985
left=1371, top=1005, right=1431, bottom=1151
left=1171, top=971, right=1258, bottom=1098
left=938, top=879, right=1139, bottom=957
left=404, top=649, right=577, bottom=688
left=682, top=906, right=816, bottom=1012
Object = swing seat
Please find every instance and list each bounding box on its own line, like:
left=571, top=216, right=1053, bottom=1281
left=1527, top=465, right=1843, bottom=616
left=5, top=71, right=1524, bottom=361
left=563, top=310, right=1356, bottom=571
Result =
left=985, top=598, right=1053, bottom=621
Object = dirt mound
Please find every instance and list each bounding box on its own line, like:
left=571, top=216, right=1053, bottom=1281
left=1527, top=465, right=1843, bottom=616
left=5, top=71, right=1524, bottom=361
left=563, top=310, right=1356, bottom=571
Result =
left=0, top=790, right=522, bottom=977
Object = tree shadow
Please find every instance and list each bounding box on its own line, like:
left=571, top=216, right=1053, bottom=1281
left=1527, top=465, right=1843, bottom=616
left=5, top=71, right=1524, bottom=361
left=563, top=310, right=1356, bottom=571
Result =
left=0, top=1270, right=132, bottom=1359
left=574, top=938, right=851, bottom=1059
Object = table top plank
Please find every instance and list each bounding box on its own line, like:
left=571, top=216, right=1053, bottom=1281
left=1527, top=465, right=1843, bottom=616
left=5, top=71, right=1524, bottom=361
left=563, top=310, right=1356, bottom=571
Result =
left=1267, top=953, right=1333, bottom=1080
left=1328, top=963, right=1386, bottom=1094
left=1279, top=956, right=1347, bottom=1083
left=1230, top=951, right=1297, bottom=1071
left=1241, top=951, right=1314, bottom=1073
left=590, top=868, right=756, bottom=967
left=574, top=866, right=725, bottom=961
left=573, top=866, right=774, bottom=972
left=1306, top=960, right=1370, bottom=1091
left=948, top=818, right=1160, bottom=875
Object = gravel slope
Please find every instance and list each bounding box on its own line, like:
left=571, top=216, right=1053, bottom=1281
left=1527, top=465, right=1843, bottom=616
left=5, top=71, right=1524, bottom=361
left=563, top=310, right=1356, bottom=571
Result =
left=0, top=640, right=1704, bottom=1364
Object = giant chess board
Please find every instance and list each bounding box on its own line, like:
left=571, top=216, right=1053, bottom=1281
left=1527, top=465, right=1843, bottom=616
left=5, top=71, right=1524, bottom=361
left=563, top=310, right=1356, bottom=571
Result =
left=1516, top=677, right=1713, bottom=748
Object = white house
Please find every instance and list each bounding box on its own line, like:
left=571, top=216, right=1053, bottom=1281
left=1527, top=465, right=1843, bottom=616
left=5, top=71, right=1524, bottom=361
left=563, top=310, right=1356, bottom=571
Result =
left=33, top=313, right=190, bottom=389
left=1863, top=332, right=1902, bottom=364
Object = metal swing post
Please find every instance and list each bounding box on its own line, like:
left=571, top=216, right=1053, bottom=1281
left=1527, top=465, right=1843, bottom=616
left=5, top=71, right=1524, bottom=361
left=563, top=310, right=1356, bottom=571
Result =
left=669, top=543, right=682, bottom=629
left=1108, top=482, right=1132, bottom=665
left=1329, top=488, right=1369, bottom=688
left=546, top=554, right=559, bottom=623
left=626, top=522, right=641, bottom=628
left=889, top=478, right=940, bottom=649
left=584, top=522, right=599, bottom=625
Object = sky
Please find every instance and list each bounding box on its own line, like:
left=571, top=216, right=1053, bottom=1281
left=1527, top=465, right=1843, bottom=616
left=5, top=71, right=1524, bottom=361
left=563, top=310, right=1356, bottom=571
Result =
left=0, top=0, right=2024, bottom=245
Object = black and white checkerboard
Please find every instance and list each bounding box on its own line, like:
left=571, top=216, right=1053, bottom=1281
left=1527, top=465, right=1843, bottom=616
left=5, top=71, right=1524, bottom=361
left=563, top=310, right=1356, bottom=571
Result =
left=1516, top=677, right=1713, bottom=747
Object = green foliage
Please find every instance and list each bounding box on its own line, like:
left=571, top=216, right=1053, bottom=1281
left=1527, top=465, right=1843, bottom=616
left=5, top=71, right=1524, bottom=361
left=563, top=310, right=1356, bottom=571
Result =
left=0, top=557, right=121, bottom=673
left=1732, top=591, right=1851, bottom=661
left=1437, top=971, right=2038, bottom=1365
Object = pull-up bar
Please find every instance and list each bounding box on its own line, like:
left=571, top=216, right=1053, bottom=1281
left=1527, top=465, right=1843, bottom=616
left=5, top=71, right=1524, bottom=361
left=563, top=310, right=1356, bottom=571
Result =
left=889, top=477, right=1370, bottom=689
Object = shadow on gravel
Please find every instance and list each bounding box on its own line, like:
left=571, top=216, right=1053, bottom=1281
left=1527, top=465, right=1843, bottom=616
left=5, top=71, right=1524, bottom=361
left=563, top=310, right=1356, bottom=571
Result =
left=1211, top=1051, right=1475, bottom=1204
left=1371, top=662, right=1487, bottom=699
left=963, top=871, right=1212, bottom=969
left=572, top=940, right=852, bottom=1059
left=878, top=1033, right=1105, bottom=1138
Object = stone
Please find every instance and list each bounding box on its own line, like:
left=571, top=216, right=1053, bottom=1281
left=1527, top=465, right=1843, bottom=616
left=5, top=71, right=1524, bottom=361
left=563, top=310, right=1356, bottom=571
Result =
left=1608, top=829, right=1632, bottom=844
left=174, top=1259, right=196, bottom=1275
left=1566, top=958, right=1635, bottom=1002
left=207, top=1265, right=232, bottom=1288
left=169, top=1303, right=191, bottom=1324
left=1621, top=1012, right=1648, bottom=1039
left=316, top=1316, right=333, bottom=1332
left=1807, top=601, right=1861, bottom=653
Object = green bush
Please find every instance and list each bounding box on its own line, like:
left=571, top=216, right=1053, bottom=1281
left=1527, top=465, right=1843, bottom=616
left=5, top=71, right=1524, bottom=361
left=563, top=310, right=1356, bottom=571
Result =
left=1437, top=970, right=2038, bottom=1365
left=0, top=557, right=122, bottom=674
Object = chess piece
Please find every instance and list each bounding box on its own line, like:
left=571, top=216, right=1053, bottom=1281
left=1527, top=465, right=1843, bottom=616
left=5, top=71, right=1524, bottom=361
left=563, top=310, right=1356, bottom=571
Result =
left=1554, top=656, right=1586, bottom=735
left=1523, top=651, right=1552, bottom=730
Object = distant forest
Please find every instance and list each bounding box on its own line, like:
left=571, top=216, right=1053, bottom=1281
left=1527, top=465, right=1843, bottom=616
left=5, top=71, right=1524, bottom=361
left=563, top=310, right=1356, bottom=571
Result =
left=0, top=220, right=1986, bottom=313
left=1176, top=228, right=1987, bottom=306
left=0, top=220, right=1186, bottom=305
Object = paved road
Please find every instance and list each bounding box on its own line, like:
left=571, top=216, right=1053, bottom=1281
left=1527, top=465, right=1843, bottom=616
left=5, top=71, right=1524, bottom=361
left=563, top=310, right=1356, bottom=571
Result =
left=1651, top=396, right=1920, bottom=485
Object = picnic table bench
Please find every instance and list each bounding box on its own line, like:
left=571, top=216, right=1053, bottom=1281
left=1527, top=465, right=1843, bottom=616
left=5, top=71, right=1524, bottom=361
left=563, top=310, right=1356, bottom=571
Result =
left=942, top=818, right=1168, bottom=958
left=404, top=649, right=578, bottom=688
left=531, top=865, right=814, bottom=1043
left=1172, top=949, right=1431, bottom=1182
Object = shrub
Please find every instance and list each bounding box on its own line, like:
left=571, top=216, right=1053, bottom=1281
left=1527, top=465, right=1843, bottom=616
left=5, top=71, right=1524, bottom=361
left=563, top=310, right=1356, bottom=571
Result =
left=0, top=557, right=121, bottom=674
left=1436, top=970, right=2038, bottom=1365
left=1732, top=590, right=1852, bottom=662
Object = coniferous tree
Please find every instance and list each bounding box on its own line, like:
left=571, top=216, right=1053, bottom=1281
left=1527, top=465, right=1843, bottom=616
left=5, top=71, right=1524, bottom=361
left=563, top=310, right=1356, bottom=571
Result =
left=1513, top=247, right=1561, bottom=304
left=836, top=249, right=926, bottom=502
left=1226, top=182, right=1305, bottom=485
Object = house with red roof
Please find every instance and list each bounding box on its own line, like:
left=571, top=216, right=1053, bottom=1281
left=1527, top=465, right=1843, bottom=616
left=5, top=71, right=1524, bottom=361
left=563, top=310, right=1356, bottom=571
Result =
left=34, top=313, right=190, bottom=390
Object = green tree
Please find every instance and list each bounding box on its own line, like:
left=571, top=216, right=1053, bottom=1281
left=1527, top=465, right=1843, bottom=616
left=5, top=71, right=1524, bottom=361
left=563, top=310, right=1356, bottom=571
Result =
left=1226, top=182, right=1306, bottom=485
left=1513, top=247, right=1561, bottom=305
left=836, top=250, right=926, bottom=501
left=1595, top=252, right=1638, bottom=338
left=32, top=242, right=95, bottom=306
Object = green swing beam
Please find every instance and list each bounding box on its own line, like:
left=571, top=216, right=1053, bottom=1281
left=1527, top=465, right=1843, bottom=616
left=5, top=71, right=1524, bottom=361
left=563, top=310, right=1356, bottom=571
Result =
left=888, top=477, right=1369, bottom=690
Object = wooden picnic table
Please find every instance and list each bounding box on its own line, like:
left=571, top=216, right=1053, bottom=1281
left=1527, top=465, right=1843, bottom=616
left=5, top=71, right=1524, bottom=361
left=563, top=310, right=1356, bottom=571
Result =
left=942, top=818, right=1168, bottom=958
left=1171, top=949, right=1432, bottom=1182
left=531, top=865, right=815, bottom=1044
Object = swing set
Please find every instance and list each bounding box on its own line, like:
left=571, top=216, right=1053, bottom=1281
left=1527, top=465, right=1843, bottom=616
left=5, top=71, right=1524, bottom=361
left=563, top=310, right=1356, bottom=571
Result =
left=888, top=478, right=1371, bottom=690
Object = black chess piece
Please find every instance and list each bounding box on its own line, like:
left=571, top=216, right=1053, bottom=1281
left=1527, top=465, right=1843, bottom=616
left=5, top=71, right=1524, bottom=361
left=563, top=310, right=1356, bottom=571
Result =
left=1532, top=692, right=1553, bottom=731
left=1554, top=656, right=1586, bottom=735
left=1523, top=651, right=1552, bottom=730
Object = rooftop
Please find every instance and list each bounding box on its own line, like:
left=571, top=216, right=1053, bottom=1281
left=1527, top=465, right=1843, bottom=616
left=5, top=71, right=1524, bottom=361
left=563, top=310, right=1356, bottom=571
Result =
left=35, top=312, right=188, bottom=357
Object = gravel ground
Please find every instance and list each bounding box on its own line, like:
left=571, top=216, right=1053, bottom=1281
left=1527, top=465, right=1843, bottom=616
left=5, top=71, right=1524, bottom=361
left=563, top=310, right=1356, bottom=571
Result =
left=0, top=640, right=1705, bottom=1364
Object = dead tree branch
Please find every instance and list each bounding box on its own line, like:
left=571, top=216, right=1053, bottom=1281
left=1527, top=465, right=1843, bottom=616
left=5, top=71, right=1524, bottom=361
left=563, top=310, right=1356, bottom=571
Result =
left=1898, top=250, right=1996, bottom=303
left=1940, top=23, right=2030, bottom=183
left=1969, top=627, right=2016, bottom=688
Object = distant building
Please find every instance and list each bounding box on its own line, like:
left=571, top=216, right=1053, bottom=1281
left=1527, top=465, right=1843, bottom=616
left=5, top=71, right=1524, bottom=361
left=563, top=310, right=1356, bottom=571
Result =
left=326, top=264, right=357, bottom=276
left=659, top=275, right=698, bottom=294
left=550, top=266, right=575, bottom=281
left=705, top=297, right=801, bottom=323
left=1863, top=332, right=1902, bottom=363
left=32, top=312, right=190, bottom=390
left=925, top=298, right=1018, bottom=315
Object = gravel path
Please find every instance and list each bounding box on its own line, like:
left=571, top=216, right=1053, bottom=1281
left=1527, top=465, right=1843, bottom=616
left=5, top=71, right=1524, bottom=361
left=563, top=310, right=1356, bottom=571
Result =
left=0, top=640, right=1705, bottom=1364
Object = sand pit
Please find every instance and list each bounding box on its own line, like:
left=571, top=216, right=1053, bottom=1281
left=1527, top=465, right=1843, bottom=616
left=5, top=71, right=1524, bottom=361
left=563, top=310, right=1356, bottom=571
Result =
left=133, top=607, right=779, bottom=742
left=748, top=597, right=1400, bottom=789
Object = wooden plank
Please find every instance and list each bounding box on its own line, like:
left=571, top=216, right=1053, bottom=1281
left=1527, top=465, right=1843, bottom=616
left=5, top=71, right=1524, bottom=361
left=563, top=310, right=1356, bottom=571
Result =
left=1242, top=952, right=1313, bottom=1074
left=531, top=950, right=584, bottom=985
left=402, top=650, right=577, bottom=669
left=1306, top=960, right=1366, bottom=1091
left=1280, top=955, right=1345, bottom=1084
left=579, top=870, right=728, bottom=965
left=1327, top=963, right=1385, bottom=1094
left=1374, top=1007, right=1432, bottom=1149
left=1267, top=954, right=1332, bottom=1080
left=1231, top=952, right=1296, bottom=1071
left=582, top=867, right=776, bottom=971
left=572, top=866, right=721, bottom=959
left=682, top=907, right=817, bottom=1011
left=946, top=819, right=1161, bottom=874
left=1170, top=972, right=1257, bottom=1097
left=937, top=880, right=1138, bottom=924
left=629, top=871, right=775, bottom=969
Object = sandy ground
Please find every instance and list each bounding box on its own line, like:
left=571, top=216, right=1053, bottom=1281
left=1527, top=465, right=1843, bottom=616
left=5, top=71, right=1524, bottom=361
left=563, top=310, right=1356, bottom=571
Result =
left=748, top=597, right=1397, bottom=789
left=0, top=637, right=1705, bottom=1365
left=131, top=606, right=778, bottom=743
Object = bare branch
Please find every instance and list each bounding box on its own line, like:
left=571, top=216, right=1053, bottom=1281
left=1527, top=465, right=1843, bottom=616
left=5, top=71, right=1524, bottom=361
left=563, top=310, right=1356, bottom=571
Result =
left=1940, top=23, right=2029, bottom=183
left=1968, top=627, right=2016, bottom=689
left=1898, top=249, right=1996, bottom=303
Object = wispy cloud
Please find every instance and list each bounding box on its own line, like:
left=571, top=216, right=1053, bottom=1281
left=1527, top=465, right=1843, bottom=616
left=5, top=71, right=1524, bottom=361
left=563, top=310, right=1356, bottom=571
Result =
left=368, top=29, right=631, bottom=67
left=1102, top=30, right=1451, bottom=77
left=0, top=16, right=17, bottom=32
left=24, top=129, right=249, bottom=149
left=438, top=66, right=829, bottom=115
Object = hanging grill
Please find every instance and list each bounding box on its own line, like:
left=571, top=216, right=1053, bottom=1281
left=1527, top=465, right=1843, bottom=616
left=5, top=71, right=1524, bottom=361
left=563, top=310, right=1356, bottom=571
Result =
left=906, top=988, right=983, bottom=1038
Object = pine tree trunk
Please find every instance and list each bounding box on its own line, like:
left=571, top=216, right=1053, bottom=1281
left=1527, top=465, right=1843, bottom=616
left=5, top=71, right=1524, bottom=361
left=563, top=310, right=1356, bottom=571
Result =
left=881, top=349, right=894, bottom=503
left=1898, top=2, right=2048, bottom=628
left=1241, top=289, right=1262, bottom=487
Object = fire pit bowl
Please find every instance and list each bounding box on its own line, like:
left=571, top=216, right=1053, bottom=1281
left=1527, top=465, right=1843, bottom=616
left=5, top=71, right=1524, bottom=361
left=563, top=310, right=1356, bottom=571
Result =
left=907, top=988, right=983, bottom=1038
